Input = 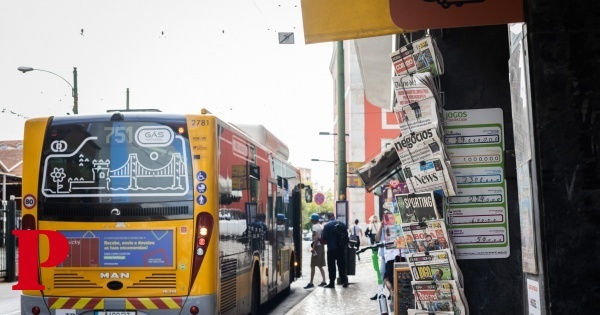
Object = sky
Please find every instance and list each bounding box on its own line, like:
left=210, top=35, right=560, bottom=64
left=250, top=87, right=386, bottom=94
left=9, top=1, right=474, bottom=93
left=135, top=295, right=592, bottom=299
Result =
left=0, top=0, right=335, bottom=191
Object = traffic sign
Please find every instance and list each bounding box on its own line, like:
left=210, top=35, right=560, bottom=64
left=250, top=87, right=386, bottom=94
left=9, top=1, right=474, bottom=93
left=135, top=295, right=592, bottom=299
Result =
left=23, top=194, right=36, bottom=209
left=314, top=192, right=325, bottom=205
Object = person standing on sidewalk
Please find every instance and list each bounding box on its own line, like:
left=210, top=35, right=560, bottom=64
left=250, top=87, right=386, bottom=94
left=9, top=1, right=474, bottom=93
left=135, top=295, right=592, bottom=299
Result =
left=304, top=213, right=327, bottom=289
left=322, top=213, right=348, bottom=288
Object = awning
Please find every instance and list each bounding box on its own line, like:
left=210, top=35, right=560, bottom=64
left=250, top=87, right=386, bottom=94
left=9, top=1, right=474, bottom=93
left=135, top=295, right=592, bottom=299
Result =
left=388, top=0, right=524, bottom=31
left=355, top=36, right=395, bottom=110
left=300, top=0, right=523, bottom=45
left=300, top=0, right=405, bottom=44
left=357, top=144, right=403, bottom=193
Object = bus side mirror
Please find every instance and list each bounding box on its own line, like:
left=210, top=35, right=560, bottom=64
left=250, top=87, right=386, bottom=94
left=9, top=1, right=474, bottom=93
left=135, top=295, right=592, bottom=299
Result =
left=304, top=186, right=313, bottom=203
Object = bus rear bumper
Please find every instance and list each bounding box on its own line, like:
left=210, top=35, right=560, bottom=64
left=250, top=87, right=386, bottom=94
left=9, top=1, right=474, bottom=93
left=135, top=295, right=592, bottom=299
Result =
left=21, top=293, right=218, bottom=315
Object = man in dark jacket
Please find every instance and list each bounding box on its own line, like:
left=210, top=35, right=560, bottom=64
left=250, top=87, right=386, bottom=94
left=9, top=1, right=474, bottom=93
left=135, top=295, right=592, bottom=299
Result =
left=322, top=213, right=348, bottom=288
left=249, top=213, right=268, bottom=252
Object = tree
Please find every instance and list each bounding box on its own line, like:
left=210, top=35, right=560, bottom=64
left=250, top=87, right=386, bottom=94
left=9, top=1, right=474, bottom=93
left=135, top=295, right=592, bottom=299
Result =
left=302, top=182, right=334, bottom=231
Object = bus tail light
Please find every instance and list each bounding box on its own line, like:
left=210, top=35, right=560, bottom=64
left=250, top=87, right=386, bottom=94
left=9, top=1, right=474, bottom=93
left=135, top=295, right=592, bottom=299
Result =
left=22, top=214, right=36, bottom=230
left=31, top=306, right=41, bottom=315
left=190, top=306, right=200, bottom=314
left=191, top=212, right=213, bottom=283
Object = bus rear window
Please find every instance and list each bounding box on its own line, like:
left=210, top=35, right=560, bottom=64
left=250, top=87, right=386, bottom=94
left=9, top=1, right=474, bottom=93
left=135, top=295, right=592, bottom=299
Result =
left=39, top=120, right=193, bottom=220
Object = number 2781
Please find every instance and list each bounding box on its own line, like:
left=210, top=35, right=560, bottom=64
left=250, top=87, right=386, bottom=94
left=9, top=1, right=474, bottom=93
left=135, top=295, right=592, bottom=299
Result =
left=191, top=120, right=209, bottom=126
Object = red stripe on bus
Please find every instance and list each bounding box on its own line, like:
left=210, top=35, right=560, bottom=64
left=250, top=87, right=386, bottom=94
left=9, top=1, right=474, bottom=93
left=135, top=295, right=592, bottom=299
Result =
left=150, top=298, right=169, bottom=309
left=127, top=298, right=146, bottom=309
left=62, top=298, right=79, bottom=309
left=172, top=297, right=183, bottom=307
left=48, top=298, right=58, bottom=307
left=84, top=298, right=103, bottom=309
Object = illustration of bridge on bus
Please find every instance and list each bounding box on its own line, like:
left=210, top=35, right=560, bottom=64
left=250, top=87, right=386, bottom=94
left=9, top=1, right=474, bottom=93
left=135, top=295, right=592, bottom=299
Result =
left=43, top=149, right=190, bottom=197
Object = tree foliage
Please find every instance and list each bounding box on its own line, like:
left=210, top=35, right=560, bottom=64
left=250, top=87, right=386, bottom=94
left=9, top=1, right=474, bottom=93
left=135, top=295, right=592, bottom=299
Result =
left=302, top=182, right=335, bottom=231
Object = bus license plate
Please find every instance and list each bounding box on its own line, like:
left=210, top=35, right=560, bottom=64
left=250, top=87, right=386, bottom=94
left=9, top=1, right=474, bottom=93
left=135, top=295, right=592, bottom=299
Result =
left=95, top=312, right=136, bottom=315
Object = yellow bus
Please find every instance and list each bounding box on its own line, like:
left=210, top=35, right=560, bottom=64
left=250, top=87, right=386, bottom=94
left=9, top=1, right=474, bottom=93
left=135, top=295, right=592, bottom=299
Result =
left=20, top=109, right=309, bottom=315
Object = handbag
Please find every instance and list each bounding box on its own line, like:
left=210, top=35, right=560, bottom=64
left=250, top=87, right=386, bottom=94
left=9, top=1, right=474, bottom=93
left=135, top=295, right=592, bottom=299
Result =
left=350, top=226, right=359, bottom=241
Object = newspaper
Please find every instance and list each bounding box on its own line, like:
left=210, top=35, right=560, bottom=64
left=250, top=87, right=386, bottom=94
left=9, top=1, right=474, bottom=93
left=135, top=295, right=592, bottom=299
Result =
left=393, top=73, right=442, bottom=112
left=395, top=192, right=439, bottom=224
left=406, top=249, right=463, bottom=286
left=390, top=35, right=444, bottom=77
left=412, top=280, right=469, bottom=315
left=403, top=158, right=458, bottom=197
left=395, top=97, right=443, bottom=136
left=408, top=310, right=454, bottom=315
left=392, top=127, right=447, bottom=165
left=400, top=220, right=452, bottom=254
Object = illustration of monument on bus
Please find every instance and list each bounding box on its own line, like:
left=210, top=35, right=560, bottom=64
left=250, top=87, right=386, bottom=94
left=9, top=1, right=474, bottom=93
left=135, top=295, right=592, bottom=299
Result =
left=42, top=136, right=190, bottom=197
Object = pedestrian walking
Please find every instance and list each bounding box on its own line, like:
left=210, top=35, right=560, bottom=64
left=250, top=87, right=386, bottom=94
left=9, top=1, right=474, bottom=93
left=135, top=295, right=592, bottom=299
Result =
left=374, top=219, right=406, bottom=312
left=304, top=213, right=327, bottom=289
left=350, top=219, right=363, bottom=254
left=366, top=215, right=380, bottom=245
left=321, top=213, right=348, bottom=288
left=370, top=223, right=388, bottom=301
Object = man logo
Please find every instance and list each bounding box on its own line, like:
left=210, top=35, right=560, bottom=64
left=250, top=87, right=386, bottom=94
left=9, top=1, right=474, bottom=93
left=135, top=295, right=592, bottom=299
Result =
left=50, top=140, right=68, bottom=152
left=100, top=272, right=130, bottom=279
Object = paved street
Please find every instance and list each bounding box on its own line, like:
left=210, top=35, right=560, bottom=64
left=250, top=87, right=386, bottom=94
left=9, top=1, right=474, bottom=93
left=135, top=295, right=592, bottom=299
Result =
left=286, top=240, right=389, bottom=315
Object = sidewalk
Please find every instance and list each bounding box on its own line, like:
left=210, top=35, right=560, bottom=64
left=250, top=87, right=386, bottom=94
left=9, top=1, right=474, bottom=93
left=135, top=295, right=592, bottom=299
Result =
left=287, top=248, right=392, bottom=315
left=0, top=281, right=21, bottom=314
left=0, top=280, right=19, bottom=295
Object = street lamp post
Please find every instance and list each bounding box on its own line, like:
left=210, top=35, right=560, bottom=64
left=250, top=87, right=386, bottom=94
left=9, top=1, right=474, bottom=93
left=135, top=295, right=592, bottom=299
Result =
left=318, top=129, right=349, bottom=201
left=18, top=66, right=79, bottom=115
left=311, top=158, right=335, bottom=163
left=335, top=41, right=346, bottom=202
left=319, top=132, right=349, bottom=136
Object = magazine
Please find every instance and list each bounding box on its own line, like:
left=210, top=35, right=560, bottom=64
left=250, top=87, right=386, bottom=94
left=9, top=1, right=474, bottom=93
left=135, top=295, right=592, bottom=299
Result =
left=390, top=35, right=444, bottom=77
left=392, top=127, right=447, bottom=165
left=394, top=97, right=443, bottom=136
left=403, top=158, right=458, bottom=197
left=406, top=249, right=463, bottom=286
left=395, top=192, right=439, bottom=224
left=412, top=280, right=468, bottom=315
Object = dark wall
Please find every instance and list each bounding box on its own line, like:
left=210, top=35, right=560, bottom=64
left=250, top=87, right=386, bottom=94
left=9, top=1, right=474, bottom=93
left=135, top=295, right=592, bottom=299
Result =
left=526, top=0, right=600, bottom=313
left=426, top=25, right=523, bottom=314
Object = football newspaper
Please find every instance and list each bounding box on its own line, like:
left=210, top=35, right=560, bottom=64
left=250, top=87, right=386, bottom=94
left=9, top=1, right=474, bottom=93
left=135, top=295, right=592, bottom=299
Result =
left=395, top=192, right=440, bottom=225
left=390, top=35, right=444, bottom=77
left=403, top=158, right=458, bottom=196
left=400, top=220, right=453, bottom=254
left=408, top=310, right=454, bottom=315
left=406, top=249, right=463, bottom=286
left=412, top=280, right=469, bottom=315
